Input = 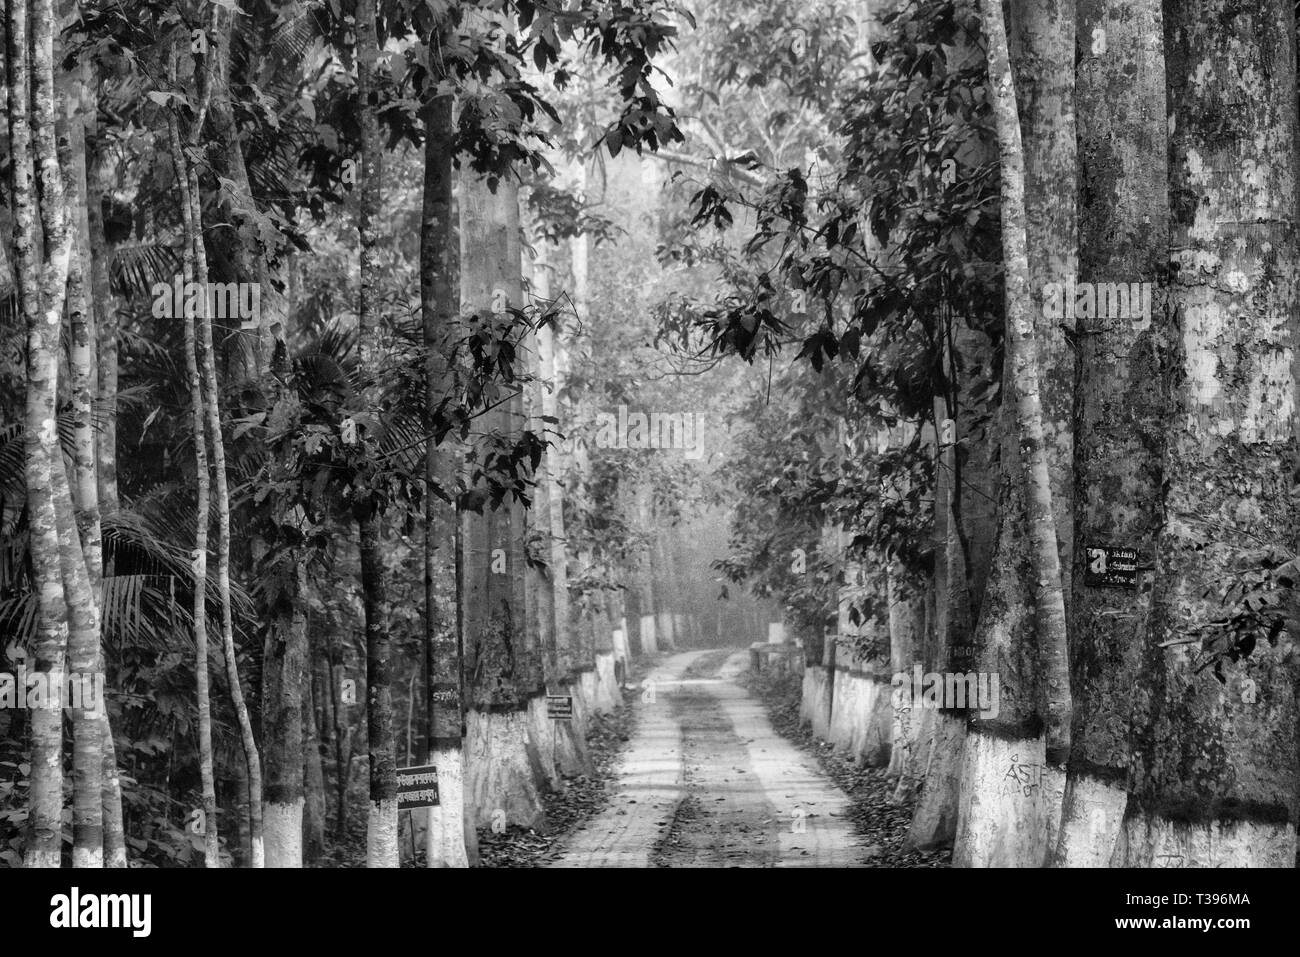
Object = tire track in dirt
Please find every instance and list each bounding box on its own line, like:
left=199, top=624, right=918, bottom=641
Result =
left=544, top=652, right=703, bottom=867
left=550, top=648, right=864, bottom=867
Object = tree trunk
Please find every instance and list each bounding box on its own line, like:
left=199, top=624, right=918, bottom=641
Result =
left=167, top=109, right=220, bottom=867
left=76, top=51, right=127, bottom=870
left=905, top=390, right=960, bottom=846
left=263, top=562, right=307, bottom=866
left=231, top=746, right=251, bottom=865
left=527, top=239, right=590, bottom=776
left=632, top=481, right=657, bottom=654
left=354, top=0, right=398, bottom=868
left=34, top=0, right=76, bottom=867
left=886, top=561, right=925, bottom=801
left=327, top=646, right=354, bottom=842
left=459, top=155, right=547, bottom=831
left=302, top=656, right=326, bottom=866
left=358, top=515, right=398, bottom=865
left=419, top=84, right=470, bottom=867
left=9, top=0, right=70, bottom=866
left=652, top=530, right=677, bottom=650
left=953, top=0, right=1076, bottom=867
left=1119, top=0, right=1300, bottom=867
left=53, top=453, right=104, bottom=869
left=56, top=31, right=106, bottom=867
left=1052, top=0, right=1168, bottom=867
left=207, top=5, right=276, bottom=376
left=87, top=114, right=120, bottom=516
left=181, top=71, right=266, bottom=867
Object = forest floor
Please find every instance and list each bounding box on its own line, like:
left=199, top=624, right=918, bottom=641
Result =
left=545, top=648, right=866, bottom=867
left=739, top=666, right=951, bottom=868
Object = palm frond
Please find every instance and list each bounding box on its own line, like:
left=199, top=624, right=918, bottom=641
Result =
left=110, top=243, right=182, bottom=300
left=0, top=288, right=16, bottom=328
left=267, top=1, right=330, bottom=69
left=0, top=411, right=80, bottom=503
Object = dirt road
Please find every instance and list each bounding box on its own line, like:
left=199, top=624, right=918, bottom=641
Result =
left=547, top=649, right=864, bottom=867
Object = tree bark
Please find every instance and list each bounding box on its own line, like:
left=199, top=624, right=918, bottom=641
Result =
left=460, top=159, right=547, bottom=832
left=359, top=516, right=398, bottom=865
left=87, top=112, right=119, bottom=516
left=327, top=643, right=354, bottom=842
left=886, top=560, right=925, bottom=801
left=207, top=2, right=281, bottom=376
left=1119, top=0, right=1300, bottom=867
left=1052, top=0, right=1168, bottom=867
left=355, top=0, right=398, bottom=868
left=302, top=656, right=326, bottom=866
left=263, top=562, right=307, bottom=866
left=420, top=86, right=471, bottom=867
left=952, top=0, right=1076, bottom=867
left=182, top=53, right=266, bottom=866
left=74, top=48, right=127, bottom=870
left=167, top=108, right=220, bottom=866
left=9, top=0, right=70, bottom=867
left=56, top=24, right=106, bottom=867
left=52, top=451, right=104, bottom=866
left=85, top=136, right=127, bottom=861
left=631, top=480, right=657, bottom=654
left=526, top=239, right=590, bottom=775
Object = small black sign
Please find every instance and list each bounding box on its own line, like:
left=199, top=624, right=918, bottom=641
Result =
left=1084, top=545, right=1138, bottom=588
left=546, top=695, right=574, bottom=720
left=396, top=764, right=440, bottom=809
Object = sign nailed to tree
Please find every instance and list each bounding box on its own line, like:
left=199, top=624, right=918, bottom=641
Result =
left=546, top=695, right=574, bottom=720
left=396, top=764, right=440, bottom=810
left=1084, top=545, right=1139, bottom=588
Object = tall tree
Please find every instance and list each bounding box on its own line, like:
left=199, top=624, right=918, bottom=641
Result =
left=167, top=105, right=221, bottom=866
left=65, top=2, right=127, bottom=869
left=460, top=163, right=546, bottom=831
left=420, top=42, right=470, bottom=867
left=184, top=12, right=265, bottom=867
left=53, top=10, right=108, bottom=866
left=356, top=0, right=398, bottom=867
left=906, top=315, right=998, bottom=848
left=9, top=0, right=72, bottom=869
left=954, top=0, right=1075, bottom=867
left=1052, top=0, right=1168, bottom=866
left=1120, top=0, right=1300, bottom=867
left=526, top=242, right=589, bottom=775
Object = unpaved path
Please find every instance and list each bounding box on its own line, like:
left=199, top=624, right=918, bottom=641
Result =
left=547, top=649, right=864, bottom=867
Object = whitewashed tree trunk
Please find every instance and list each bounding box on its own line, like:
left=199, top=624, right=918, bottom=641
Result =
left=355, top=0, right=398, bottom=868
left=420, top=75, right=470, bottom=867
left=527, top=241, right=590, bottom=776
left=1053, top=0, right=1168, bottom=867
left=1118, top=0, right=1300, bottom=868
left=955, top=0, right=1076, bottom=867
left=459, top=132, right=546, bottom=833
